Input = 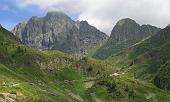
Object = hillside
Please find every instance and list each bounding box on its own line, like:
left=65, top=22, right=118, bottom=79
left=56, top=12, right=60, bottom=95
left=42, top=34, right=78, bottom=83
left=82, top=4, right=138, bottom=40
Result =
left=0, top=25, right=81, bottom=101
left=93, top=18, right=160, bottom=59
left=1, top=25, right=170, bottom=102
left=106, top=25, right=170, bottom=90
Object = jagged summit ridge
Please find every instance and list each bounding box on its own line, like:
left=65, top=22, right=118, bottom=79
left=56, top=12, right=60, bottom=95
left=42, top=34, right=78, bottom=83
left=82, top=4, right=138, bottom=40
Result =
left=12, top=11, right=108, bottom=57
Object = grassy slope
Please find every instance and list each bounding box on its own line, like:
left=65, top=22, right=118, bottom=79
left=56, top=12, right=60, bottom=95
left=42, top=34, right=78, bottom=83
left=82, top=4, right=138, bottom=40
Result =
left=0, top=26, right=85, bottom=102
left=106, top=25, right=170, bottom=91
left=75, top=57, right=170, bottom=102
left=0, top=26, right=170, bottom=102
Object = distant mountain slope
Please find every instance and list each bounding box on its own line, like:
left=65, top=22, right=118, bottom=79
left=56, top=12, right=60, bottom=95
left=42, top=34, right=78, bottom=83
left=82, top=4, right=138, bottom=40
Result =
left=12, top=11, right=108, bottom=57
left=0, top=25, right=20, bottom=44
left=93, top=18, right=160, bottom=59
left=107, top=25, right=170, bottom=90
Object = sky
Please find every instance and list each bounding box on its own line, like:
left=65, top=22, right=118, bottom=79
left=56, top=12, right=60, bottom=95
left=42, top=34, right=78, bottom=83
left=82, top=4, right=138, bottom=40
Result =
left=0, top=0, right=170, bottom=35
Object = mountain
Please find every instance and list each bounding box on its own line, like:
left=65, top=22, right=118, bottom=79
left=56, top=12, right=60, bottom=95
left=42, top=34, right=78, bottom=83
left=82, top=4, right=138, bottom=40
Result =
left=105, top=24, right=170, bottom=91
left=12, top=11, right=108, bottom=57
left=93, top=18, right=160, bottom=59
left=1, top=24, right=170, bottom=102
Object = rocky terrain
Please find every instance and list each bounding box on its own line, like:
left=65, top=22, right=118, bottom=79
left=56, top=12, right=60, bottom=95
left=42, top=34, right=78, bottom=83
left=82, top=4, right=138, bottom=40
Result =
left=12, top=11, right=108, bottom=57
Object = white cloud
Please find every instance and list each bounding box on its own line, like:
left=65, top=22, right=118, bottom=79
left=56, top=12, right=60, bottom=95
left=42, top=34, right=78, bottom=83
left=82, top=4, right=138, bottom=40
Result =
left=16, top=0, right=170, bottom=35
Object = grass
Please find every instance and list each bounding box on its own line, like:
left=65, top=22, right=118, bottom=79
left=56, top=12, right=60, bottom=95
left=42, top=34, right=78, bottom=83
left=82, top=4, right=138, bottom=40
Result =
left=0, top=24, right=170, bottom=102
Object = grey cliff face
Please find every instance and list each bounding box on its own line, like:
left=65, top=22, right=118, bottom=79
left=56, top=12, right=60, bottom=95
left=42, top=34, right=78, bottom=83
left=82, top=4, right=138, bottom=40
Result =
left=12, top=21, right=27, bottom=42
left=109, top=18, right=160, bottom=43
left=78, top=21, right=108, bottom=55
left=93, top=18, right=161, bottom=59
left=12, top=11, right=108, bottom=56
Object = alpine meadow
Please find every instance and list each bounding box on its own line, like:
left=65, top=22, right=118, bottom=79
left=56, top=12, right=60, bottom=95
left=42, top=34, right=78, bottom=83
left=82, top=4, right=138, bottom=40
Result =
left=0, top=0, right=170, bottom=102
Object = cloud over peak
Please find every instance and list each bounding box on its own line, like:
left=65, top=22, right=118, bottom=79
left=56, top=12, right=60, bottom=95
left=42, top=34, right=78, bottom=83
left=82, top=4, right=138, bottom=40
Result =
left=16, top=0, right=170, bottom=35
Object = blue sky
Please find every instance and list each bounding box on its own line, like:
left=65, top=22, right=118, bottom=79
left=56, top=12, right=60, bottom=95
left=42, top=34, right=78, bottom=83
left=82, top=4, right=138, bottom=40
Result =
left=0, top=0, right=43, bottom=29
left=0, top=0, right=78, bottom=30
left=1, top=0, right=170, bottom=35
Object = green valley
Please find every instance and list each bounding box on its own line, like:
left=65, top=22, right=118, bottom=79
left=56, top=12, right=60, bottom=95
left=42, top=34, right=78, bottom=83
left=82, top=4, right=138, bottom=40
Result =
left=0, top=23, right=170, bottom=102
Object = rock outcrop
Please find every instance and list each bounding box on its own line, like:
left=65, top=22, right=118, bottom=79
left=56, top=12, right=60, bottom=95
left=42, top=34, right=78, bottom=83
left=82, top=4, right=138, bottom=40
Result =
left=12, top=11, right=108, bottom=57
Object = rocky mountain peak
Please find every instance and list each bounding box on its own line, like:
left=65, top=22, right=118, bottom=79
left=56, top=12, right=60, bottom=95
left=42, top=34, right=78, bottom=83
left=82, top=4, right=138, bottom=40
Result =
left=110, top=18, right=140, bottom=42
left=45, top=11, right=72, bottom=22
left=80, top=20, right=89, bottom=25
left=12, top=12, right=108, bottom=57
left=93, top=18, right=160, bottom=59
left=75, top=21, right=91, bottom=30
left=116, top=18, right=137, bottom=27
left=11, top=21, right=27, bottom=42
left=46, top=11, right=66, bottom=17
